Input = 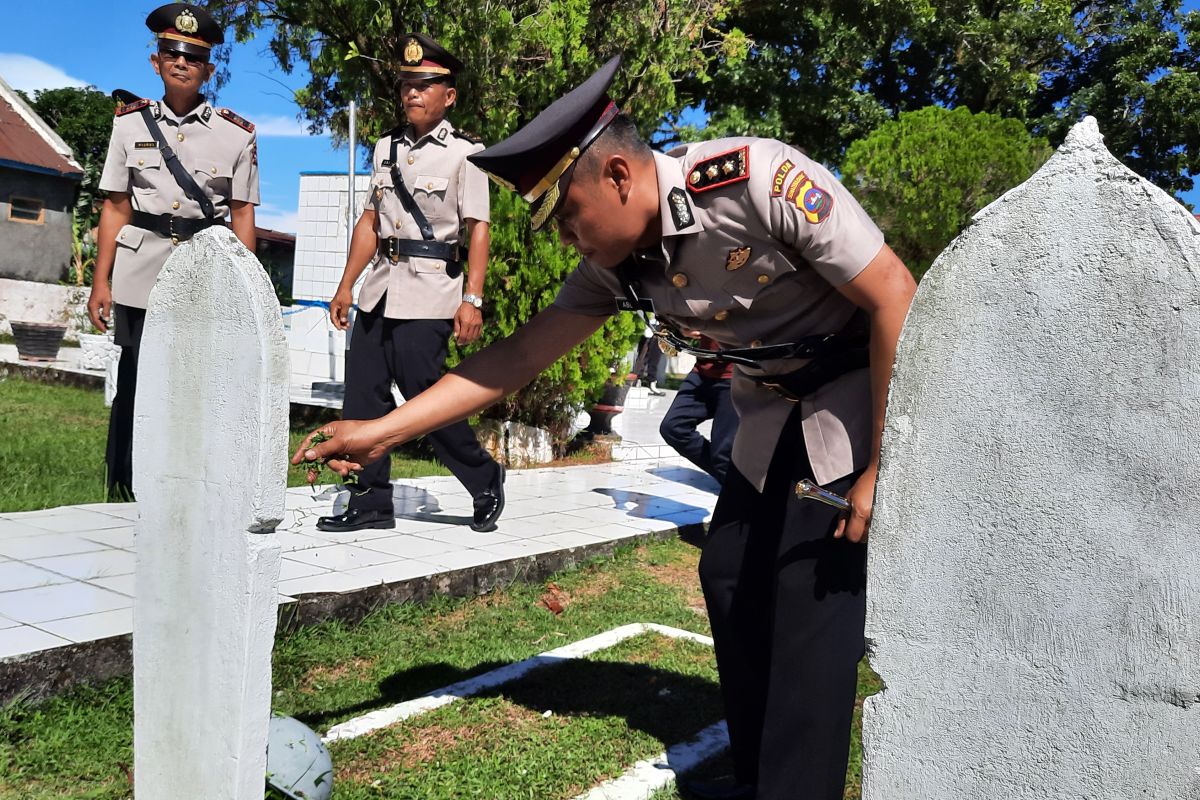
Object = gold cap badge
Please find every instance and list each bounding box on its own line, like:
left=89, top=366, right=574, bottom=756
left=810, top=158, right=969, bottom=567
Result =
left=404, top=38, right=423, bottom=65
left=175, top=9, right=198, bottom=34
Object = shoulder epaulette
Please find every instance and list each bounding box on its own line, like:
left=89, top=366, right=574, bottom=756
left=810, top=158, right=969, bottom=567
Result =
left=451, top=129, right=482, bottom=144
left=685, top=145, right=749, bottom=194
left=217, top=108, right=254, bottom=133
left=114, top=98, right=151, bottom=117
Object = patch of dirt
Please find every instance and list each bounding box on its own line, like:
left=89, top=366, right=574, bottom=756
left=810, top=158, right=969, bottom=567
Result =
left=298, top=657, right=376, bottom=694
left=440, top=591, right=512, bottom=629
left=335, top=702, right=553, bottom=783
left=640, top=553, right=707, bottom=615
left=534, top=569, right=621, bottom=615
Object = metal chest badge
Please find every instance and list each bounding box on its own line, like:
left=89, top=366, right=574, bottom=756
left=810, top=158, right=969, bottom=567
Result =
left=725, top=247, right=751, bottom=271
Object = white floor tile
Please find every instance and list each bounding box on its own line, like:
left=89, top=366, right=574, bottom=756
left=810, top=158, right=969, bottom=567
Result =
left=13, top=510, right=133, bottom=533
left=0, top=625, right=72, bottom=659
left=278, top=571, right=376, bottom=597
left=358, top=535, right=459, bottom=560
left=424, top=548, right=506, bottom=571
left=0, top=582, right=131, bottom=624
left=283, top=544, right=402, bottom=571
left=0, top=561, right=73, bottom=592
left=342, top=559, right=444, bottom=584
left=36, top=607, right=133, bottom=644
left=278, top=558, right=333, bottom=582
left=0, top=535, right=112, bottom=561
left=86, top=574, right=136, bottom=597
left=79, top=527, right=136, bottom=550
left=30, top=550, right=135, bottom=581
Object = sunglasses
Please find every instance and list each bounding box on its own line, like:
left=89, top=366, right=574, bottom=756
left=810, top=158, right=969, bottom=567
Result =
left=157, top=49, right=208, bottom=68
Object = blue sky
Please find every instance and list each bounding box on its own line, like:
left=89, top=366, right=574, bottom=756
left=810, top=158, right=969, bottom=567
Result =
left=0, top=1, right=1195, bottom=233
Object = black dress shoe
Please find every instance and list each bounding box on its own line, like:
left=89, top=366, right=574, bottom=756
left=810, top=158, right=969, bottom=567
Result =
left=316, top=507, right=395, bottom=532
left=679, top=776, right=756, bottom=800
left=471, top=466, right=506, bottom=532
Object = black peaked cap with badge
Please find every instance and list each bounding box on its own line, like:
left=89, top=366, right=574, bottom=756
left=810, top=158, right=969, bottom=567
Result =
left=467, top=56, right=622, bottom=231
left=397, top=32, right=464, bottom=81
left=146, top=3, right=224, bottom=58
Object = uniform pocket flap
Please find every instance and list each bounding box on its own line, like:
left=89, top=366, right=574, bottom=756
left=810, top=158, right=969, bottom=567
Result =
left=126, top=149, right=162, bottom=169
left=413, top=175, right=449, bottom=194
left=195, top=163, right=233, bottom=180
left=115, top=224, right=145, bottom=250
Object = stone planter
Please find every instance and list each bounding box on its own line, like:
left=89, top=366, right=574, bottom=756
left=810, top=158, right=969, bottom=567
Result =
left=79, top=332, right=119, bottom=372
left=10, top=321, right=66, bottom=362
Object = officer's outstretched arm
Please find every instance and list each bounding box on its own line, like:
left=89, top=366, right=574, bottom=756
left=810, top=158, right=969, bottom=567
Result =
left=292, top=305, right=607, bottom=476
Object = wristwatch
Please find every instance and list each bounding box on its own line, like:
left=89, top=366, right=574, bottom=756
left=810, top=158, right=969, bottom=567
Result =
left=462, top=293, right=483, bottom=309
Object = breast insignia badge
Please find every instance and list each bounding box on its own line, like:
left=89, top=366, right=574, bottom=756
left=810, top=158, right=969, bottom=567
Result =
left=725, top=246, right=752, bottom=271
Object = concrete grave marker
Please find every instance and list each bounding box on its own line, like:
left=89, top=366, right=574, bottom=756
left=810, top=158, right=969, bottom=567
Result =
left=865, top=117, right=1200, bottom=799
left=132, top=227, right=288, bottom=799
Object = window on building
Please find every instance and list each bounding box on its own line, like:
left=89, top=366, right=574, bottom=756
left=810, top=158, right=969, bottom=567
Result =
left=8, top=197, right=44, bottom=224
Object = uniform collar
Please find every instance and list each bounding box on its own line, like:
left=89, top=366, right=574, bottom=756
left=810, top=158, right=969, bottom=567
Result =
left=653, top=151, right=704, bottom=238
left=402, top=118, right=453, bottom=147
left=156, top=98, right=213, bottom=127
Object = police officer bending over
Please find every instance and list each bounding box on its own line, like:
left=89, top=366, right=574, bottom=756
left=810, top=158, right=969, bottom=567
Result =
left=89, top=2, right=259, bottom=500
left=294, top=57, right=916, bottom=800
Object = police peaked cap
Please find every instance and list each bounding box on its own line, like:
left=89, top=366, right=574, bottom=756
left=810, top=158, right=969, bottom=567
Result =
left=397, top=32, right=465, bottom=81
left=468, top=56, right=623, bottom=231
left=146, top=3, right=224, bottom=59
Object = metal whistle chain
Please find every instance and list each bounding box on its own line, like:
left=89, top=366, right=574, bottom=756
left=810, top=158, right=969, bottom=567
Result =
left=794, top=479, right=850, bottom=511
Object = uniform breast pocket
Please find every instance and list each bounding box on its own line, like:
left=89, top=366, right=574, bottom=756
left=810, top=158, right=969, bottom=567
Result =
left=126, top=150, right=163, bottom=192
left=193, top=163, right=232, bottom=199
left=410, top=256, right=448, bottom=275
left=114, top=224, right=146, bottom=253
left=412, top=175, right=450, bottom=200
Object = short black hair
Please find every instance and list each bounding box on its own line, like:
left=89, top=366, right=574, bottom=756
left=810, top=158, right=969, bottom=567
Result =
left=576, top=113, right=652, bottom=178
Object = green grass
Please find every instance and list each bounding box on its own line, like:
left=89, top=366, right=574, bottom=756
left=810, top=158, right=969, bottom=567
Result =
left=0, top=539, right=882, bottom=800
left=0, top=376, right=449, bottom=513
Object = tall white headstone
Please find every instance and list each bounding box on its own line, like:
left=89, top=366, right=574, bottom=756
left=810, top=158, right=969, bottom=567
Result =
left=132, top=227, right=288, bottom=799
left=865, top=118, right=1200, bottom=799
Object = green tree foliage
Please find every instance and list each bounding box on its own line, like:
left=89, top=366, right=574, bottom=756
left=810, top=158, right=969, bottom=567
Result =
left=211, top=0, right=737, bottom=440
left=841, top=106, right=1052, bottom=279
left=19, top=86, right=115, bottom=230
left=685, top=0, right=1199, bottom=198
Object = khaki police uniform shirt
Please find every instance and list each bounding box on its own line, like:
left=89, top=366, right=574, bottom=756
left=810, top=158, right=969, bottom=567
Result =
left=359, top=118, right=490, bottom=320
left=99, top=98, right=259, bottom=309
left=554, top=138, right=886, bottom=490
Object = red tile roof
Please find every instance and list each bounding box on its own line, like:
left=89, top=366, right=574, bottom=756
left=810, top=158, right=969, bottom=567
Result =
left=0, top=89, right=82, bottom=178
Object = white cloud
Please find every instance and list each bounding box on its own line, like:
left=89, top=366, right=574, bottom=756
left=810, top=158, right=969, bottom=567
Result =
left=0, top=53, right=88, bottom=93
left=255, top=203, right=298, bottom=234
left=254, top=114, right=315, bottom=138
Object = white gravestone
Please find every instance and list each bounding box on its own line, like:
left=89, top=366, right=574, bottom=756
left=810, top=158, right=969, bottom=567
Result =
left=865, top=117, right=1200, bottom=799
left=132, top=227, right=288, bottom=799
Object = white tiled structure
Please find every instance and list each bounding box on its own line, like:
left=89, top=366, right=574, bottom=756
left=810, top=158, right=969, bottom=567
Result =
left=284, top=172, right=370, bottom=402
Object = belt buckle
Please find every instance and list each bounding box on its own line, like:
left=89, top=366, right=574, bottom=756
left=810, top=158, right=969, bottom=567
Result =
left=387, top=240, right=400, bottom=264
left=760, top=380, right=801, bottom=403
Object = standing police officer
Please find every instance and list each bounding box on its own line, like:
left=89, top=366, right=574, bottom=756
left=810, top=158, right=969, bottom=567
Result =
left=294, top=58, right=917, bottom=800
left=89, top=2, right=259, bottom=500
left=316, top=33, right=505, bottom=534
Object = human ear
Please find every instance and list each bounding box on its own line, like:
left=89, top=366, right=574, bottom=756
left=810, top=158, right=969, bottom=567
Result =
left=607, top=155, right=633, bottom=202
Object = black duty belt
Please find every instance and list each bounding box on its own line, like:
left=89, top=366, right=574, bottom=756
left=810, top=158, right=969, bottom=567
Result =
left=614, top=257, right=869, bottom=398
left=131, top=210, right=225, bottom=243
left=378, top=237, right=464, bottom=278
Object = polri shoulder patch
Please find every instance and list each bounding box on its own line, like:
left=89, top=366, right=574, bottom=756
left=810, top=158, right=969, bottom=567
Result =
left=114, top=98, right=151, bottom=117
left=686, top=145, right=749, bottom=194
left=451, top=129, right=483, bottom=144
left=217, top=108, right=255, bottom=133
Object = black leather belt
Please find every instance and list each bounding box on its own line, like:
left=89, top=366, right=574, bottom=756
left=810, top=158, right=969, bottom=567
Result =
left=752, top=345, right=870, bottom=402
left=379, top=237, right=464, bottom=278
left=131, top=210, right=224, bottom=243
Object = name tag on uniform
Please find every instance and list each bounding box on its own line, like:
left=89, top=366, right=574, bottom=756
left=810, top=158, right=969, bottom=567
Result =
left=135, top=141, right=158, bottom=149
left=615, top=296, right=655, bottom=313
left=381, top=159, right=393, bottom=167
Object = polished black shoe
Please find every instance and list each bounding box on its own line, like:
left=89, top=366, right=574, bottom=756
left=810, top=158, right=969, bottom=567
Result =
left=316, top=507, right=395, bottom=533
left=471, top=466, right=506, bottom=532
left=678, top=776, right=756, bottom=800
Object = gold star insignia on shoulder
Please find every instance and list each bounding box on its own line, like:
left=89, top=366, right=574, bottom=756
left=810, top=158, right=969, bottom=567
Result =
left=686, top=146, right=750, bottom=195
